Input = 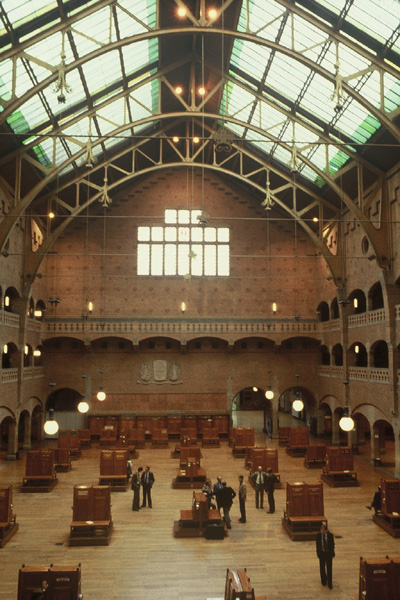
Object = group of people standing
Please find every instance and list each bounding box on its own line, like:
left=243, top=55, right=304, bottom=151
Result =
left=130, top=464, right=155, bottom=510
left=250, top=466, right=276, bottom=513
left=200, top=468, right=276, bottom=529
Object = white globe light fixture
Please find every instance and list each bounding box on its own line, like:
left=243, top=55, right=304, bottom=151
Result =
left=77, top=399, right=90, bottom=414
left=292, top=396, right=304, bottom=412
left=339, top=406, right=354, bottom=432
left=97, top=387, right=106, bottom=401
left=265, top=386, right=274, bottom=400
left=44, top=408, right=59, bottom=435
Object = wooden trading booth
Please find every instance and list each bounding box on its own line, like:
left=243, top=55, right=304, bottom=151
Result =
left=99, top=449, right=130, bottom=491
left=246, top=447, right=281, bottom=488
left=232, top=428, right=255, bottom=458
left=173, top=491, right=226, bottom=538
left=52, top=448, right=71, bottom=472
left=303, top=445, right=326, bottom=468
left=0, top=486, right=18, bottom=548
left=225, top=568, right=267, bottom=600
left=21, top=450, right=58, bottom=492
left=321, top=446, right=359, bottom=487
left=17, top=564, right=81, bottom=600
left=172, top=450, right=207, bottom=489
left=58, top=430, right=81, bottom=459
left=68, top=485, right=112, bottom=546
left=358, top=556, right=400, bottom=600
left=373, top=479, right=400, bottom=537
left=285, top=427, right=310, bottom=457
left=282, top=481, right=327, bottom=541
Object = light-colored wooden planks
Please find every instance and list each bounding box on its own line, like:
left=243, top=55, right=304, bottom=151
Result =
left=0, top=411, right=398, bottom=600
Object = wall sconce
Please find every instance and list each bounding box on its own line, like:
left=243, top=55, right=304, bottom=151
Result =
left=353, top=298, right=358, bottom=309
left=253, top=386, right=258, bottom=392
left=33, top=349, right=41, bottom=357
left=34, top=310, right=42, bottom=317
left=181, top=302, right=186, bottom=313
left=44, top=408, right=59, bottom=435
left=272, top=302, right=277, bottom=314
left=354, top=344, right=359, bottom=354
left=88, top=301, right=93, bottom=313
left=24, top=345, right=29, bottom=355
left=3, top=344, right=8, bottom=354
left=4, top=296, right=10, bottom=307
left=48, top=297, right=60, bottom=306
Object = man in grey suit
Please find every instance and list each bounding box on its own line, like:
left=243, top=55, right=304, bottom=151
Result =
left=250, top=466, right=266, bottom=509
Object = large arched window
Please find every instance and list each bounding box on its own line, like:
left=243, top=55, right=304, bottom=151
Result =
left=320, top=345, right=330, bottom=365
left=332, top=343, right=343, bottom=366
left=330, top=298, right=339, bottom=320
left=371, top=340, right=389, bottom=368
left=350, top=342, right=368, bottom=367
left=317, top=301, right=330, bottom=322
left=368, top=282, right=384, bottom=310
left=348, top=289, right=366, bottom=314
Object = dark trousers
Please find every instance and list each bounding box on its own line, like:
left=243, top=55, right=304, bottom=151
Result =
left=132, top=485, right=140, bottom=511
left=255, top=485, right=264, bottom=508
left=142, top=485, right=152, bottom=507
left=319, top=554, right=333, bottom=587
left=267, top=490, right=275, bottom=513
left=239, top=497, right=246, bottom=522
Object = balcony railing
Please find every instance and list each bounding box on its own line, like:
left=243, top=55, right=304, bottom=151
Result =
left=348, top=308, right=386, bottom=328
left=43, top=317, right=320, bottom=339
left=319, top=366, right=390, bottom=384
left=1, top=310, right=20, bottom=327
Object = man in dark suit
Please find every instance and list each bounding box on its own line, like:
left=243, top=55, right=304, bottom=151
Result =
left=141, top=465, right=155, bottom=508
left=316, top=524, right=335, bottom=589
left=217, top=481, right=236, bottom=529
left=250, top=466, right=266, bottom=508
left=264, top=467, right=276, bottom=513
left=238, top=475, right=247, bottom=523
left=131, top=466, right=143, bottom=511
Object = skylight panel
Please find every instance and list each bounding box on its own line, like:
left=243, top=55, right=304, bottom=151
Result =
left=73, top=7, right=114, bottom=50
left=300, top=74, right=338, bottom=121
left=249, top=101, right=288, bottom=135
left=121, top=41, right=158, bottom=75
left=237, top=0, right=285, bottom=35
left=81, top=51, right=123, bottom=98
left=0, top=0, right=57, bottom=33
left=8, top=93, right=46, bottom=135
left=347, top=0, right=400, bottom=45
left=280, top=13, right=327, bottom=54
left=384, top=74, right=400, bottom=112
left=222, top=82, right=255, bottom=123
left=266, top=53, right=312, bottom=102
left=231, top=40, right=272, bottom=81
left=116, top=0, right=157, bottom=36
left=271, top=144, right=292, bottom=169
left=27, top=33, right=63, bottom=83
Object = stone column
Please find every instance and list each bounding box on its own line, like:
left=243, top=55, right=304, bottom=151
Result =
left=6, top=420, right=18, bottom=460
left=316, top=407, right=325, bottom=437
left=23, top=412, right=31, bottom=449
left=393, top=418, right=400, bottom=480
left=331, top=411, right=340, bottom=445
left=371, top=423, right=380, bottom=464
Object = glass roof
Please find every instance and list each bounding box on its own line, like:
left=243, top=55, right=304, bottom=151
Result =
left=0, top=0, right=399, bottom=188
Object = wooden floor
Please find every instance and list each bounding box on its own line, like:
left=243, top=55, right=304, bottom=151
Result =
left=0, top=411, right=399, bottom=600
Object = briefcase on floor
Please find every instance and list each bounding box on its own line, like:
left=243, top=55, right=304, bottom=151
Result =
left=205, top=523, right=224, bottom=540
